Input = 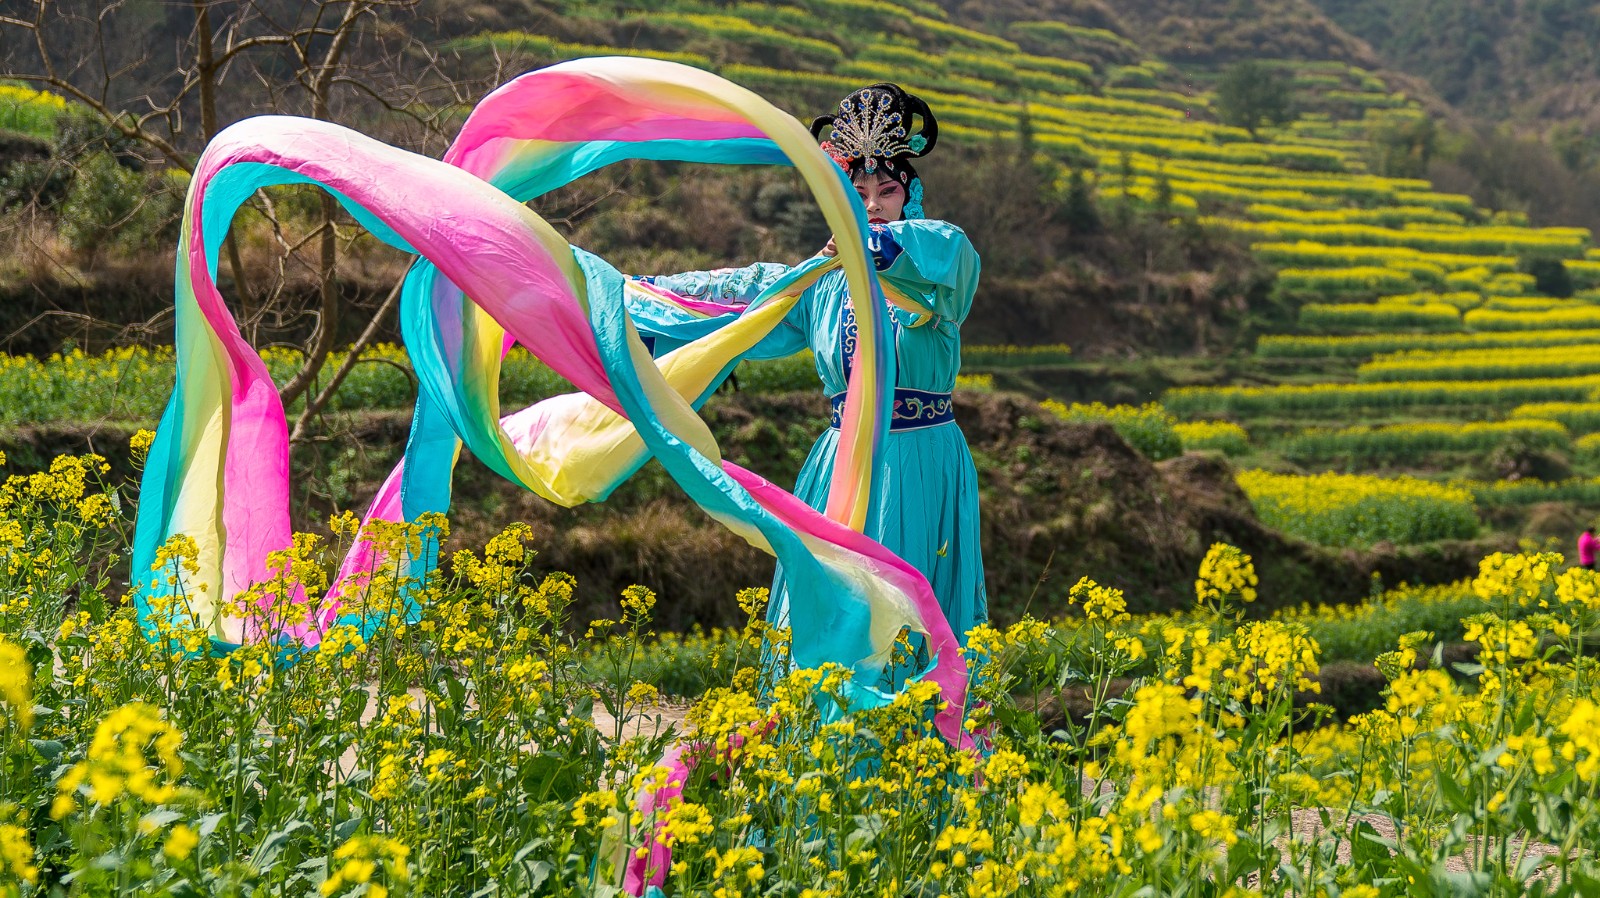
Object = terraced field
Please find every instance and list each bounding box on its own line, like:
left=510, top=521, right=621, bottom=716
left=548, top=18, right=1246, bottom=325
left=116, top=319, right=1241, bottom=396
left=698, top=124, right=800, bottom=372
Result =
left=11, top=0, right=1597, bottom=551
left=446, top=8, right=1599, bottom=542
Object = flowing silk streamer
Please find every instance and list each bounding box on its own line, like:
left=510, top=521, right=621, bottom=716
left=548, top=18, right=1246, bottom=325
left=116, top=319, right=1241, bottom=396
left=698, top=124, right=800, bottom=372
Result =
left=130, top=62, right=976, bottom=892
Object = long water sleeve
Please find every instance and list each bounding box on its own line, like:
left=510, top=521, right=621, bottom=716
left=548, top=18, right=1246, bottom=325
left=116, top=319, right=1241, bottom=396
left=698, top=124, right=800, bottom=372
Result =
left=626, top=258, right=823, bottom=361
left=643, top=261, right=794, bottom=304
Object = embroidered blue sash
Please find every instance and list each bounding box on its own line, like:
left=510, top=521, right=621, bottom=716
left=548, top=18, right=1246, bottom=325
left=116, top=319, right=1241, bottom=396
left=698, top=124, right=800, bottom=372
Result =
left=831, top=388, right=954, bottom=431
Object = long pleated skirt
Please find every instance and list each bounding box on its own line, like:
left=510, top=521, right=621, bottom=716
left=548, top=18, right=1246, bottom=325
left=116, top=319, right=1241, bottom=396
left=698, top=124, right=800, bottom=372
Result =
left=768, top=418, right=988, bottom=687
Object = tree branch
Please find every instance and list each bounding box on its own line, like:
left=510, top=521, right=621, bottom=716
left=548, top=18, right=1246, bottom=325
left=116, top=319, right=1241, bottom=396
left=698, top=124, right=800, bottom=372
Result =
left=289, top=272, right=405, bottom=444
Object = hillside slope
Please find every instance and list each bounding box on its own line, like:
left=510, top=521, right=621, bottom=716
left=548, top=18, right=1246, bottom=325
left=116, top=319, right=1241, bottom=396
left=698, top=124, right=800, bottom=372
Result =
left=1309, top=0, right=1600, bottom=129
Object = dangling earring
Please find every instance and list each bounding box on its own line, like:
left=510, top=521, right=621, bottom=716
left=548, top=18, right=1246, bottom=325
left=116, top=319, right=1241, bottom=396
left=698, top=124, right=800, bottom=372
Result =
left=904, top=178, right=925, bottom=220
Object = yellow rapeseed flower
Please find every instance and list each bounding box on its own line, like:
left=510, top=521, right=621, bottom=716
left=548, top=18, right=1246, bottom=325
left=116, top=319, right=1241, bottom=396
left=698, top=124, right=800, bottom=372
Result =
left=0, top=823, right=38, bottom=884
left=163, top=823, right=199, bottom=862
left=1195, top=543, right=1258, bottom=610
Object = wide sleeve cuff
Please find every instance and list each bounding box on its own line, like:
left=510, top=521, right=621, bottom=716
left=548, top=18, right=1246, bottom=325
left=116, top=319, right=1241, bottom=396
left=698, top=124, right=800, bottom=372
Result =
left=879, top=220, right=981, bottom=324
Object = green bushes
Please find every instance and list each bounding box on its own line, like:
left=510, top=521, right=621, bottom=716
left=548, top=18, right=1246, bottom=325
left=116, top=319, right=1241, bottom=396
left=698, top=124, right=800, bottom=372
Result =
left=58, top=154, right=183, bottom=261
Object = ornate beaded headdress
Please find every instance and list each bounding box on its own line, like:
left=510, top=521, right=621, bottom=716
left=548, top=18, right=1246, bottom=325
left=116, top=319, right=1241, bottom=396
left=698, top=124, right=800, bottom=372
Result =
left=810, top=83, right=937, bottom=220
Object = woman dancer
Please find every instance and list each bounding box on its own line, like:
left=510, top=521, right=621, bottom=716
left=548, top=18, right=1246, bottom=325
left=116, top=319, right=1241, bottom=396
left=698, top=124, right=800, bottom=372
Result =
left=638, top=83, right=984, bottom=683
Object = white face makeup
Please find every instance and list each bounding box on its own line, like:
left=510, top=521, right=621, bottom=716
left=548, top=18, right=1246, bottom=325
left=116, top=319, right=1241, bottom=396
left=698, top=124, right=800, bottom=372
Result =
left=854, top=171, right=906, bottom=223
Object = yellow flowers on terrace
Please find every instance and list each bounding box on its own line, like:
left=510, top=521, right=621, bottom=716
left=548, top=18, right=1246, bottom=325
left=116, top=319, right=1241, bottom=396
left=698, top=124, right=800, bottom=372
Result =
left=1173, top=420, right=1248, bottom=454
left=1299, top=301, right=1460, bottom=330
left=1166, top=373, right=1600, bottom=416
left=0, top=83, right=68, bottom=140
left=1280, top=267, right=1419, bottom=299
left=1361, top=343, right=1600, bottom=382
left=1207, top=217, right=1588, bottom=256
left=1262, top=327, right=1600, bottom=359
left=1041, top=399, right=1181, bottom=460
left=0, top=84, right=68, bottom=112
left=1256, top=240, right=1517, bottom=273
left=1464, top=305, right=1600, bottom=331
left=1238, top=470, right=1478, bottom=547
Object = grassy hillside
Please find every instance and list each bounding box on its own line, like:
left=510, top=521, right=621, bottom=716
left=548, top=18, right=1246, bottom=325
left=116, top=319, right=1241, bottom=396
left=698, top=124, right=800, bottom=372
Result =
left=1310, top=0, right=1600, bottom=126
left=10, top=0, right=1600, bottom=604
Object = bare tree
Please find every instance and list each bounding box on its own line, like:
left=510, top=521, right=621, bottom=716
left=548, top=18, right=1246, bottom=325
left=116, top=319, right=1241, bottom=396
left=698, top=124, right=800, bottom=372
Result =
left=1, top=0, right=495, bottom=437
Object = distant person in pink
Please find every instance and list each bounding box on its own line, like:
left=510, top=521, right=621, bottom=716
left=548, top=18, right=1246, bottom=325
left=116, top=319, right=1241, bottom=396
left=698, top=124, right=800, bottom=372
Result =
left=1580, top=527, right=1598, bottom=571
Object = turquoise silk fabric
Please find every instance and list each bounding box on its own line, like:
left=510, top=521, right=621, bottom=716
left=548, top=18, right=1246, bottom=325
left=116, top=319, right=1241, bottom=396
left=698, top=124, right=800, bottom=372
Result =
left=640, top=219, right=987, bottom=680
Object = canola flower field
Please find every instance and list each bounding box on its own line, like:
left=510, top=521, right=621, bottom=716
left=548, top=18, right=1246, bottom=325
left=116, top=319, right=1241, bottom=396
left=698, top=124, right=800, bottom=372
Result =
left=3, top=446, right=1600, bottom=895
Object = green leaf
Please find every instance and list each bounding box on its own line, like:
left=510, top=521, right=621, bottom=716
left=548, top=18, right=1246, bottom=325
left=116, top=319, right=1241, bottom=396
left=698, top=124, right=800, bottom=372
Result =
left=1434, top=768, right=1473, bottom=814
left=1350, top=820, right=1393, bottom=878
left=196, top=813, right=226, bottom=837
left=520, top=860, right=552, bottom=892
left=140, top=809, right=185, bottom=829
left=1516, top=851, right=1555, bottom=884
left=333, top=816, right=364, bottom=841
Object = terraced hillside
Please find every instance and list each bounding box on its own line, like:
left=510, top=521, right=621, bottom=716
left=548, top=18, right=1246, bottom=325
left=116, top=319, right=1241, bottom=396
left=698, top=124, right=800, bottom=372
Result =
left=1152, top=154, right=1600, bottom=548
left=458, top=4, right=1421, bottom=176
left=455, top=6, right=1600, bottom=504
left=11, top=0, right=1600, bottom=570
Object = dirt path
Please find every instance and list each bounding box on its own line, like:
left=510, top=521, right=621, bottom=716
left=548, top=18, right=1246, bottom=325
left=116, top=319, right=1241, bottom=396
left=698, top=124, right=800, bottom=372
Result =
left=339, top=686, right=693, bottom=773
left=591, top=699, right=691, bottom=742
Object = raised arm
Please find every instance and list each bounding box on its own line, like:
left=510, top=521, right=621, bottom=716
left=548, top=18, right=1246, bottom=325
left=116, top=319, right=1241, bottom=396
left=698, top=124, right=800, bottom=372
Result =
left=639, top=261, right=795, bottom=305
left=876, top=219, right=981, bottom=325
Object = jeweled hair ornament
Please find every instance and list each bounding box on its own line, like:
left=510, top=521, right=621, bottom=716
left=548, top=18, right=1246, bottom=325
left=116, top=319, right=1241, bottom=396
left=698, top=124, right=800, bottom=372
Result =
left=810, top=83, right=938, bottom=193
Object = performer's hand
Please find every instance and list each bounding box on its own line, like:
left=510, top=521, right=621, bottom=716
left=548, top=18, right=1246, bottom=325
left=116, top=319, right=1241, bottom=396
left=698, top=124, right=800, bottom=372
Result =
left=820, top=236, right=837, bottom=257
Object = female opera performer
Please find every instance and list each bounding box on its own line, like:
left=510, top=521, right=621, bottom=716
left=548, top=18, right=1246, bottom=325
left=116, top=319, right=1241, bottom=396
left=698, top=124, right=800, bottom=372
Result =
left=635, top=83, right=985, bottom=683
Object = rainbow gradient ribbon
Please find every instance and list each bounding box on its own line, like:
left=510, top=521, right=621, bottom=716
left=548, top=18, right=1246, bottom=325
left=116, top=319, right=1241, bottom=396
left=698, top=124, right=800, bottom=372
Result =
left=132, top=58, right=970, bottom=745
